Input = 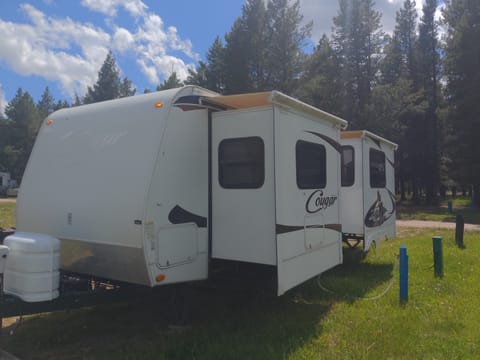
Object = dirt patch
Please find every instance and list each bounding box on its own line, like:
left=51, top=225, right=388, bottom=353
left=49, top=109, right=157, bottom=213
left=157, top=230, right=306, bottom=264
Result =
left=0, top=198, right=16, bottom=203
left=397, top=219, right=480, bottom=232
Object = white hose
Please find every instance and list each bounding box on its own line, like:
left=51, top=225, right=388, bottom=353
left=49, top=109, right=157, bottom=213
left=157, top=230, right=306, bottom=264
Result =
left=316, top=255, right=398, bottom=301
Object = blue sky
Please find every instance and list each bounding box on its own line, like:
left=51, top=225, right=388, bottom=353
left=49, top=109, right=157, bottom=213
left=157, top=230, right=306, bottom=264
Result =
left=0, top=0, right=442, bottom=116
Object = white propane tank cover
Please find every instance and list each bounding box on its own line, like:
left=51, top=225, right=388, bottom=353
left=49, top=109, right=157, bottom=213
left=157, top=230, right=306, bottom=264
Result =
left=0, top=245, right=9, bottom=274
left=3, top=232, right=61, bottom=302
left=4, top=232, right=60, bottom=252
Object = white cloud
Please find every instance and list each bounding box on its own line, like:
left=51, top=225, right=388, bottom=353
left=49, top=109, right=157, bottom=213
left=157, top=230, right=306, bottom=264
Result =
left=80, top=0, right=148, bottom=18
left=0, top=2, right=200, bottom=99
left=299, top=0, right=342, bottom=43
left=0, top=4, right=110, bottom=98
left=131, top=13, right=198, bottom=83
left=113, top=27, right=136, bottom=52
left=77, top=1, right=198, bottom=85
left=299, top=0, right=446, bottom=44
left=0, top=83, right=7, bottom=118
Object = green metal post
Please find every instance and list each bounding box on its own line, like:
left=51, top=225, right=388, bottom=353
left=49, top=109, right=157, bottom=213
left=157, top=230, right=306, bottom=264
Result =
left=455, top=215, right=465, bottom=249
left=433, top=236, right=443, bottom=277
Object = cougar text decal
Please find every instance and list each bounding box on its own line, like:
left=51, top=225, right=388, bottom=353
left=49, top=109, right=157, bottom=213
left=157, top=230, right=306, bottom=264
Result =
left=306, top=190, right=338, bottom=213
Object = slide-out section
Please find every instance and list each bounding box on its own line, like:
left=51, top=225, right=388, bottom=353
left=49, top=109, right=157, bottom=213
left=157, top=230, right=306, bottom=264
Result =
left=211, top=107, right=276, bottom=266
left=274, top=107, right=343, bottom=295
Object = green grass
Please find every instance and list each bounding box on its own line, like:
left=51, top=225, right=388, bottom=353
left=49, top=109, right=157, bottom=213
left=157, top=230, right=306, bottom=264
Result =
left=2, top=230, right=480, bottom=359
left=442, top=196, right=472, bottom=207
left=397, top=199, right=480, bottom=224
left=0, top=201, right=16, bottom=229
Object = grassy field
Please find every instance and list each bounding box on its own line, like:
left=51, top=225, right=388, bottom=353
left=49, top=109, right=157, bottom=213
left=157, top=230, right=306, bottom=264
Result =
left=0, top=228, right=479, bottom=359
left=0, top=200, right=15, bottom=229
left=397, top=197, right=480, bottom=225
left=1, top=200, right=480, bottom=358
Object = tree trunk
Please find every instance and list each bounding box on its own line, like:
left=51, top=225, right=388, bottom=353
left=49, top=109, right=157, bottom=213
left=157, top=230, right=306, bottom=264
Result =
left=400, top=177, right=406, bottom=201
left=412, top=181, right=420, bottom=204
left=474, top=184, right=480, bottom=208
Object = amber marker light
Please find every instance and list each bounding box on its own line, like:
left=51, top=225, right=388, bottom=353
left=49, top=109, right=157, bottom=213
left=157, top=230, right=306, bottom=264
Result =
left=45, top=119, right=53, bottom=125
left=154, top=101, right=163, bottom=108
left=155, top=274, right=166, bottom=282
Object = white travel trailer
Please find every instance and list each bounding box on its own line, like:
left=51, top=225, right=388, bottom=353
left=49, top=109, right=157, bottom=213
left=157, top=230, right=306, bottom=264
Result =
left=340, top=130, right=398, bottom=251
left=0, top=172, right=18, bottom=196
left=0, top=172, right=10, bottom=189
left=10, top=86, right=348, bottom=298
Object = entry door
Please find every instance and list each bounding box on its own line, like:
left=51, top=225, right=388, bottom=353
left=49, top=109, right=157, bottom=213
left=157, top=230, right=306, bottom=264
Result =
left=211, top=108, right=276, bottom=265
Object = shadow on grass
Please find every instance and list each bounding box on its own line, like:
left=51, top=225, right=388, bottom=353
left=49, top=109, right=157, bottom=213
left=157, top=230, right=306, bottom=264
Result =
left=1, top=252, right=395, bottom=360
left=317, top=247, right=395, bottom=304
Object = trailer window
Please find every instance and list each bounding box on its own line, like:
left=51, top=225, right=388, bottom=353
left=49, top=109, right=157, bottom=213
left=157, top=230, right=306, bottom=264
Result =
left=370, top=149, right=386, bottom=188
left=296, top=140, right=326, bottom=189
left=219, top=136, right=265, bottom=189
left=341, top=146, right=355, bottom=187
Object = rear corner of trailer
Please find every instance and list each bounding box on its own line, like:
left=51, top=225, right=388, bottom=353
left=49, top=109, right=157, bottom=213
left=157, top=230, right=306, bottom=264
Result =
left=15, top=91, right=179, bottom=284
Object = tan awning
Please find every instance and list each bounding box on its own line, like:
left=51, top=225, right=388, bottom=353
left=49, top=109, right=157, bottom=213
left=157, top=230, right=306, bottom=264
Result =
left=207, top=92, right=272, bottom=110
left=208, top=91, right=348, bottom=129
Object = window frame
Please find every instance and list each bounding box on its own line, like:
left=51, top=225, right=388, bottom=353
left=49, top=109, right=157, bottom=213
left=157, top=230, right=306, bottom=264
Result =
left=341, top=145, right=355, bottom=187
left=218, top=136, right=265, bottom=189
left=296, top=140, right=327, bottom=190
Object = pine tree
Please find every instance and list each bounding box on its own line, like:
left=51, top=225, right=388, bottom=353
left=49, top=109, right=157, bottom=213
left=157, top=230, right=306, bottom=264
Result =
left=190, top=0, right=312, bottom=95
left=54, top=100, right=70, bottom=111
left=205, top=37, right=226, bottom=93
left=264, top=0, right=311, bottom=93
left=73, top=93, right=83, bottom=107
left=417, top=0, right=441, bottom=203
left=120, top=77, right=136, bottom=98
left=223, top=0, right=264, bottom=94
left=296, top=34, right=342, bottom=115
left=84, top=51, right=135, bottom=104
left=2, top=88, right=41, bottom=180
left=37, top=86, right=56, bottom=119
left=418, top=0, right=439, bottom=109
left=379, top=0, right=424, bottom=200
left=156, top=72, right=183, bottom=91
left=396, top=0, right=418, bottom=81
left=333, top=0, right=383, bottom=128
left=185, top=38, right=226, bottom=93
left=382, top=0, right=418, bottom=84
left=443, top=0, right=480, bottom=206
left=185, top=61, right=209, bottom=89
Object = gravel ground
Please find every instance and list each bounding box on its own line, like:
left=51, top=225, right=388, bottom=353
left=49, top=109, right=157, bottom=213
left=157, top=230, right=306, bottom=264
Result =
left=0, top=198, right=16, bottom=203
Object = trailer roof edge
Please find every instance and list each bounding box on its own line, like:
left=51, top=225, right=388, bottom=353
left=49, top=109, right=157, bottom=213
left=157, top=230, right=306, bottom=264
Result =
left=206, top=90, right=348, bottom=129
left=341, top=130, right=398, bottom=150
left=270, top=91, right=348, bottom=129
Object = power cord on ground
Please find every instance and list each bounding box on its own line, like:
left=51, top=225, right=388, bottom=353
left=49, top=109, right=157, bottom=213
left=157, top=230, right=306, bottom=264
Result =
left=316, top=254, right=399, bottom=301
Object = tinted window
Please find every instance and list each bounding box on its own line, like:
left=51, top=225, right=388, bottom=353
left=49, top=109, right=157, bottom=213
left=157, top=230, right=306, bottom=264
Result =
left=341, top=146, right=355, bottom=187
left=370, top=149, right=386, bottom=188
left=296, top=140, right=326, bottom=189
left=219, top=137, right=264, bottom=189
